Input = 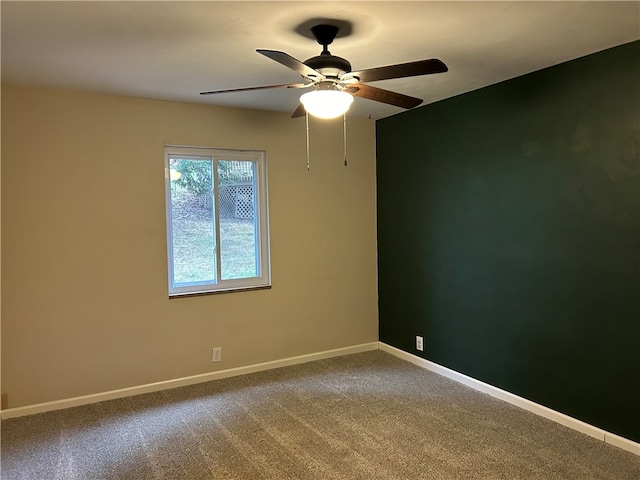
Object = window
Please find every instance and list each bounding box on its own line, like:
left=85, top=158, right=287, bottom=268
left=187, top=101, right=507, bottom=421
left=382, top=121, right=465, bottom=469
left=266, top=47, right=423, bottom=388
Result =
left=164, top=146, right=270, bottom=296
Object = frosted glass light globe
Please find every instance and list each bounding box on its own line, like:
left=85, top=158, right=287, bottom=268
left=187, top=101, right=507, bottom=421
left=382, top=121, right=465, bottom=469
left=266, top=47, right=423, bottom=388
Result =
left=300, top=90, right=354, bottom=119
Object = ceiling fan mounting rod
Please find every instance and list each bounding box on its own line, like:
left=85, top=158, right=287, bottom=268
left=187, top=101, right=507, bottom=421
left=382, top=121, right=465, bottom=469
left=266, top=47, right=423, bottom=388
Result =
left=311, top=24, right=339, bottom=54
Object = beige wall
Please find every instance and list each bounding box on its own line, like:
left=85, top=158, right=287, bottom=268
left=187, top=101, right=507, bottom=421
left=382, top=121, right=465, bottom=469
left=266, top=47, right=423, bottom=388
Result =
left=1, top=85, right=378, bottom=409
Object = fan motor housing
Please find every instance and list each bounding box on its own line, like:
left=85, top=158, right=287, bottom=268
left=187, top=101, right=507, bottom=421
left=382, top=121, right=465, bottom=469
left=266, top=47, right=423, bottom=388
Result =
left=304, top=54, right=352, bottom=78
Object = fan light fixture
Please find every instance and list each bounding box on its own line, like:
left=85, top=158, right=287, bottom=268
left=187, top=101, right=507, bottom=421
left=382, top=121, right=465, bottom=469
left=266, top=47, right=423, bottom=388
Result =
left=200, top=23, right=449, bottom=120
left=300, top=89, right=354, bottom=119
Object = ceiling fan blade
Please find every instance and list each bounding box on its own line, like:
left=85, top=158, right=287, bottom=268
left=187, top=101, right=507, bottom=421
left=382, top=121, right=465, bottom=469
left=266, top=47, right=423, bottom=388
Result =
left=348, top=59, right=447, bottom=83
left=257, top=49, right=324, bottom=81
left=347, top=84, right=423, bottom=109
left=200, top=83, right=307, bottom=95
left=291, top=103, right=306, bottom=118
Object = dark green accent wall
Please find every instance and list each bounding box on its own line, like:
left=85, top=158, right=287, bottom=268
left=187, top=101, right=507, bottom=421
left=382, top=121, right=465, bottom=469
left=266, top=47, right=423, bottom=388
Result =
left=376, top=41, right=640, bottom=442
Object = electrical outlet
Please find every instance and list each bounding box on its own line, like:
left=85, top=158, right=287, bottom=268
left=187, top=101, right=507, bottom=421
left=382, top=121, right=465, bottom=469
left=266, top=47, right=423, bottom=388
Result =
left=416, top=336, right=423, bottom=352
left=212, top=347, right=222, bottom=362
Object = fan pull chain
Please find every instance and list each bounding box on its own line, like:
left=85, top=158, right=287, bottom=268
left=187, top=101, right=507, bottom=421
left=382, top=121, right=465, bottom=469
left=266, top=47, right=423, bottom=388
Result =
left=306, top=111, right=310, bottom=171
left=343, top=113, right=348, bottom=167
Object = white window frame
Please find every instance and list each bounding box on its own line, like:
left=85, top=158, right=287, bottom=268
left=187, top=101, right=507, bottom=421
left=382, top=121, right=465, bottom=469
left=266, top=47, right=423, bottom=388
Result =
left=164, top=145, right=270, bottom=296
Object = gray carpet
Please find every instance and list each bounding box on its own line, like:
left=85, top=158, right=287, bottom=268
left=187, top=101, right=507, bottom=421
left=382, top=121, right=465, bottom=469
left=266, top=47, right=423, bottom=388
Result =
left=1, top=350, right=638, bottom=479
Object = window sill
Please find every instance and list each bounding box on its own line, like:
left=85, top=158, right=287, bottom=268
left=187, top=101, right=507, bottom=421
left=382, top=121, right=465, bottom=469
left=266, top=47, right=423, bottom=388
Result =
left=168, top=284, right=272, bottom=299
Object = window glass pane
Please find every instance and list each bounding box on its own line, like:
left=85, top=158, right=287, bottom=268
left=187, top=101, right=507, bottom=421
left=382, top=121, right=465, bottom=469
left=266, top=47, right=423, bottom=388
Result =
left=218, top=160, right=258, bottom=280
left=169, top=156, right=217, bottom=285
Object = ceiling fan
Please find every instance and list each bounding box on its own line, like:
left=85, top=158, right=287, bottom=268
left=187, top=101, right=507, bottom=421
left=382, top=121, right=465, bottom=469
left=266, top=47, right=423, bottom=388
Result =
left=200, top=23, right=448, bottom=119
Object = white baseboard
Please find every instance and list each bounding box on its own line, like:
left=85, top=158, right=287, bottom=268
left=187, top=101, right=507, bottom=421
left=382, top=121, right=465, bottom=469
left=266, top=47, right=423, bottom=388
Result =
left=378, top=342, right=639, bottom=456
left=0, top=342, right=379, bottom=420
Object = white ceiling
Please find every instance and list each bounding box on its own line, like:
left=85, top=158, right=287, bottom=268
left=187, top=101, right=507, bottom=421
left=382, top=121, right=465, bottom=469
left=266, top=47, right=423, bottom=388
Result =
left=2, top=1, right=638, bottom=119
